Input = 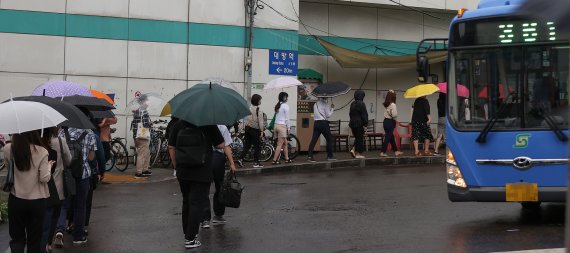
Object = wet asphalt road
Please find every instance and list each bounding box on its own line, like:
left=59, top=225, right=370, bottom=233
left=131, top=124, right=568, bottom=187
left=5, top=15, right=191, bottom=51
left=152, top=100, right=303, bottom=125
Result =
left=0, top=165, right=565, bottom=253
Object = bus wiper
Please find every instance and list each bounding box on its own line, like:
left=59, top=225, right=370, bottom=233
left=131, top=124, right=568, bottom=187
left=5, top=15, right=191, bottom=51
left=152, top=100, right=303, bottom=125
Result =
left=535, top=107, right=568, bottom=142
left=476, top=93, right=514, bottom=143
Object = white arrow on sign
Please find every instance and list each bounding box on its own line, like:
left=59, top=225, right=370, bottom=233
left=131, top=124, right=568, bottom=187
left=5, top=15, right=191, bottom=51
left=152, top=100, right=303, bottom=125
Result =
left=276, top=67, right=282, bottom=73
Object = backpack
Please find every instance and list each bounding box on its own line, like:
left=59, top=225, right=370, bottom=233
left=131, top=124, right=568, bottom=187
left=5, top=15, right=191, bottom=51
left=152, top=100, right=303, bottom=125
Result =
left=175, top=125, right=210, bottom=168
left=64, top=130, right=88, bottom=178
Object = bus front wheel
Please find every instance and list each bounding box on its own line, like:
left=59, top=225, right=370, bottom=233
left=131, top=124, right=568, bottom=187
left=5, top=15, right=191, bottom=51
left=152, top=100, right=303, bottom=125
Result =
left=521, top=202, right=542, bottom=210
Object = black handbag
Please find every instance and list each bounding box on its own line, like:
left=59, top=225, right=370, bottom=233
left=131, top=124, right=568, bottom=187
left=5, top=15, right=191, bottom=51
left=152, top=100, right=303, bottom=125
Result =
left=45, top=149, right=61, bottom=206
left=59, top=137, right=76, bottom=197
left=2, top=149, right=14, bottom=193
left=220, top=172, right=244, bottom=208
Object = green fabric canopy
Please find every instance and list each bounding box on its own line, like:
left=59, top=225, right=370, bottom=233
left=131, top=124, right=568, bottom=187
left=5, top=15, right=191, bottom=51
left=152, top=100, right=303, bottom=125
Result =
left=298, top=68, right=323, bottom=81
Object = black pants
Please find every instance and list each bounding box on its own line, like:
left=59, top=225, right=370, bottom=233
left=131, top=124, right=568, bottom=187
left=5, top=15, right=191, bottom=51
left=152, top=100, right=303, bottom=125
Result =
left=381, top=119, right=398, bottom=153
left=41, top=202, right=61, bottom=250
left=308, top=120, right=333, bottom=159
left=85, top=180, right=94, bottom=226
left=204, top=152, right=226, bottom=220
left=102, top=141, right=111, bottom=162
left=178, top=180, right=210, bottom=240
left=241, top=127, right=261, bottom=163
left=351, top=126, right=365, bottom=153
left=8, top=194, right=46, bottom=253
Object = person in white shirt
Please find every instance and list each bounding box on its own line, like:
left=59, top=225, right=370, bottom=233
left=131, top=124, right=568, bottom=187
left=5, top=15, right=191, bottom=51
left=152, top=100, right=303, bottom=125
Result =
left=307, top=98, right=336, bottom=162
left=271, top=92, right=292, bottom=164
left=202, top=125, right=236, bottom=228
left=380, top=90, right=404, bottom=157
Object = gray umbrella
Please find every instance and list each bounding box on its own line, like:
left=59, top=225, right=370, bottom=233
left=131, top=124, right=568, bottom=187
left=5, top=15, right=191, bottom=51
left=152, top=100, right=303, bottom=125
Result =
left=311, top=81, right=351, bottom=98
left=517, top=0, right=570, bottom=34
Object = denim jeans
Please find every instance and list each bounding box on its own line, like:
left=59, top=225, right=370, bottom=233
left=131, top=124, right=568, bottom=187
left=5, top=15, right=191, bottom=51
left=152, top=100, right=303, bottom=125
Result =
left=56, top=178, right=90, bottom=240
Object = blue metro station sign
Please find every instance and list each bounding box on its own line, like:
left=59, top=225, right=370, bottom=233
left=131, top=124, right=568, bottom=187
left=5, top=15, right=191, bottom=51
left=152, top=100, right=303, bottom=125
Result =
left=269, top=49, right=298, bottom=76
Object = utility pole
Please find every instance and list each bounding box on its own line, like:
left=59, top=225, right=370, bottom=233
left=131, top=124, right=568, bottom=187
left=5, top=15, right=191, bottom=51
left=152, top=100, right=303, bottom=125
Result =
left=244, top=0, right=256, bottom=100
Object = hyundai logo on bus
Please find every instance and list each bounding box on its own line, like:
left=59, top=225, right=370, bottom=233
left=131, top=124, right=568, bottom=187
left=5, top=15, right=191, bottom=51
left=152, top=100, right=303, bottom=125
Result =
left=512, top=157, right=533, bottom=170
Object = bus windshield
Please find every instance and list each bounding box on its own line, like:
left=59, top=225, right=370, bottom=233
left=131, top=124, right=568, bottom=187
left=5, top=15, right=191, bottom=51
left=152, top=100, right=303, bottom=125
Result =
left=448, top=33, right=570, bottom=131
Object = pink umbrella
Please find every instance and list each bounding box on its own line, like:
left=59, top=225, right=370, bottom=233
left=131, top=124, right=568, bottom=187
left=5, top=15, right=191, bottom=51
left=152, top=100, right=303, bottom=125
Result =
left=478, top=84, right=514, bottom=99
left=436, top=82, right=469, bottom=98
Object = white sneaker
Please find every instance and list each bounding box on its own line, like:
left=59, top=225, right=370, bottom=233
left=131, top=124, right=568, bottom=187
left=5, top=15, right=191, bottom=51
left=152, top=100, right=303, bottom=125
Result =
left=379, top=152, right=388, bottom=157
left=54, top=232, right=64, bottom=248
left=201, top=221, right=210, bottom=229
left=185, top=238, right=202, bottom=249
left=253, top=163, right=264, bottom=168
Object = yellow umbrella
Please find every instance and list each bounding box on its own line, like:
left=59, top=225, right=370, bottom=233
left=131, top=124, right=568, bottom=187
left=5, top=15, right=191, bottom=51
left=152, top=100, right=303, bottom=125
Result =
left=160, top=103, right=171, bottom=116
left=404, top=83, right=440, bottom=98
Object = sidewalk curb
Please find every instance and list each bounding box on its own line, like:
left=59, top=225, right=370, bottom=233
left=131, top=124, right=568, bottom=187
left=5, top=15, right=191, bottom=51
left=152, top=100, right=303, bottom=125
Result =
left=104, top=155, right=445, bottom=184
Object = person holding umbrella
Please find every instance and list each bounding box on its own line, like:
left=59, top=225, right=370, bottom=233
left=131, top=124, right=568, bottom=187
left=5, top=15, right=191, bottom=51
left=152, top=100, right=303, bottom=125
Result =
left=131, top=95, right=152, bottom=178
left=307, top=97, right=335, bottom=162
left=380, top=90, right=404, bottom=157
left=411, top=95, right=434, bottom=156
left=166, top=83, right=250, bottom=249
left=349, top=90, right=368, bottom=159
left=271, top=92, right=293, bottom=164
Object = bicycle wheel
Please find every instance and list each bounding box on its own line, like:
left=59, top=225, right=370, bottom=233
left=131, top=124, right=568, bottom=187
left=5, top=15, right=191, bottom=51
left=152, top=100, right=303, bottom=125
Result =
left=258, top=142, right=275, bottom=162
left=159, top=139, right=171, bottom=168
left=105, top=151, right=116, bottom=172
left=231, top=136, right=245, bottom=161
left=112, top=140, right=129, bottom=172
left=150, top=138, right=161, bottom=167
left=281, top=134, right=300, bottom=160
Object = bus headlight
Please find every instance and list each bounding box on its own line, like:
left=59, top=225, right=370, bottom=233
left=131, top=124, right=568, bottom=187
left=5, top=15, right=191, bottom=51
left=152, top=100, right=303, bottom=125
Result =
left=446, top=149, right=467, bottom=188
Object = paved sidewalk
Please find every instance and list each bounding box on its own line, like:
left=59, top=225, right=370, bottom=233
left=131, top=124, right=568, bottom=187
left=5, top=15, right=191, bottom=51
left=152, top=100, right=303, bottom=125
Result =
left=102, top=149, right=445, bottom=184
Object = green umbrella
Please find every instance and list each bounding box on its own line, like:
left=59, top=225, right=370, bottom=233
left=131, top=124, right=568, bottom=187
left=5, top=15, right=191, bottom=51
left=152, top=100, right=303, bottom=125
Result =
left=169, top=83, right=250, bottom=126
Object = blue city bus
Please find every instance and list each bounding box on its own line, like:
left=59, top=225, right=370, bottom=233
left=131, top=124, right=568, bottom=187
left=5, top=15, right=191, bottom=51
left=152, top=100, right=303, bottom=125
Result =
left=442, top=0, right=570, bottom=208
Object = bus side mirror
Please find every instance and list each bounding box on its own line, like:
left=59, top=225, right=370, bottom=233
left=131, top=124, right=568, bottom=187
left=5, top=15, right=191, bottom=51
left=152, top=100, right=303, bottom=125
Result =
left=417, top=56, right=430, bottom=83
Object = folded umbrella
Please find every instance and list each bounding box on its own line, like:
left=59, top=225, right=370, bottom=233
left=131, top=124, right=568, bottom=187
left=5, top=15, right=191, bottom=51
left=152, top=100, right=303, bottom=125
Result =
left=311, top=81, right=351, bottom=98
left=32, top=80, right=93, bottom=98
left=0, top=101, right=67, bottom=134
left=404, top=83, right=440, bottom=98
left=56, top=95, right=115, bottom=111
left=169, top=83, right=250, bottom=126
left=5, top=96, right=94, bottom=129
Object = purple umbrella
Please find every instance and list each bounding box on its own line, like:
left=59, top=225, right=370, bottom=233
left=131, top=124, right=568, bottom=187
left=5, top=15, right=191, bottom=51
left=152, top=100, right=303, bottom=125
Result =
left=31, top=80, right=93, bottom=98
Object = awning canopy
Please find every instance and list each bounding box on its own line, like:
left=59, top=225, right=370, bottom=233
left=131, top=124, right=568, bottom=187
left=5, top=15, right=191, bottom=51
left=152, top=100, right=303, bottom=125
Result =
left=317, top=38, right=448, bottom=69
left=298, top=68, right=323, bottom=81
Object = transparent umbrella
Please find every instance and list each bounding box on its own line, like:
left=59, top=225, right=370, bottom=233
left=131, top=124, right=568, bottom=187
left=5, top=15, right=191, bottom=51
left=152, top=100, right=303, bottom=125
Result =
left=126, top=93, right=166, bottom=115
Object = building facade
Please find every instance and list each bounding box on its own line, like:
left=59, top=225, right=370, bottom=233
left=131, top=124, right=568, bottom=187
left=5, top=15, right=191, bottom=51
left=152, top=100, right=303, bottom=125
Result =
left=0, top=0, right=478, bottom=146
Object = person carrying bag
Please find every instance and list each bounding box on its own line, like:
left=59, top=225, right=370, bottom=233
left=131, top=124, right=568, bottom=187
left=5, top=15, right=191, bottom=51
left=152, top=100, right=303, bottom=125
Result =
left=220, top=171, right=244, bottom=208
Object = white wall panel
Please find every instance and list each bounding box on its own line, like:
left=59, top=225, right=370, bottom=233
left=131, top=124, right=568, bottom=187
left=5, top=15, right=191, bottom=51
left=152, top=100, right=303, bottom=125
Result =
left=400, top=0, right=445, bottom=9
left=252, top=48, right=271, bottom=84
left=378, top=9, right=423, bottom=42
left=327, top=57, right=377, bottom=90
left=255, top=0, right=299, bottom=31
left=188, top=45, right=245, bottom=83
left=0, top=73, right=63, bottom=102
left=446, top=0, right=479, bottom=10
left=0, top=0, right=65, bottom=13
left=298, top=55, right=328, bottom=82
left=130, top=0, right=189, bottom=22
left=299, top=2, right=329, bottom=36
left=65, top=38, right=127, bottom=77
left=67, top=0, right=128, bottom=18
left=189, top=0, right=244, bottom=26
left=128, top=41, right=187, bottom=80
left=0, top=34, right=64, bottom=74
left=65, top=76, right=127, bottom=114
left=423, top=13, right=454, bottom=39
left=329, top=5, right=377, bottom=39
left=336, top=0, right=395, bottom=6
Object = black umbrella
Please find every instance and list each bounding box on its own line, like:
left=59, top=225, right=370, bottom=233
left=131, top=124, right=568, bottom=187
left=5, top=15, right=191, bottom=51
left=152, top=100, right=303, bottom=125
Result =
left=90, top=110, right=115, bottom=119
left=56, top=95, right=115, bottom=111
left=5, top=96, right=95, bottom=129
left=311, top=81, right=351, bottom=98
left=517, top=0, right=570, bottom=35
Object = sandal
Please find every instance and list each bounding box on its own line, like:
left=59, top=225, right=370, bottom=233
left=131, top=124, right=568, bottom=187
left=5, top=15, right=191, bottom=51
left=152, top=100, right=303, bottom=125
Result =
left=284, top=159, right=293, bottom=163
left=272, top=160, right=281, bottom=165
left=423, top=151, right=432, bottom=156
left=415, top=152, right=423, bottom=157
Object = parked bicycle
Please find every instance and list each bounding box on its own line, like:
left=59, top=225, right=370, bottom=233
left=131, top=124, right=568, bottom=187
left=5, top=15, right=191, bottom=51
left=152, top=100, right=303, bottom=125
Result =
left=107, top=128, right=130, bottom=172
left=230, top=128, right=300, bottom=163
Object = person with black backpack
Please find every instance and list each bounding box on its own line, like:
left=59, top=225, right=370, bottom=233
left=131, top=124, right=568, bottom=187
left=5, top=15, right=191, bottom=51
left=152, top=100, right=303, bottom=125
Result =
left=54, top=127, right=96, bottom=246
left=168, top=120, right=224, bottom=249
